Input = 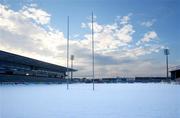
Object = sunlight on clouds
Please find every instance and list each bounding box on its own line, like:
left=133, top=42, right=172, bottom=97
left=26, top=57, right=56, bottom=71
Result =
left=88, top=22, right=103, bottom=32
left=20, top=5, right=50, bottom=25
left=136, top=31, right=158, bottom=46
left=81, top=14, right=135, bottom=54
left=0, top=4, right=164, bottom=77
left=141, top=31, right=158, bottom=42
left=115, top=24, right=135, bottom=43
left=0, top=4, right=66, bottom=66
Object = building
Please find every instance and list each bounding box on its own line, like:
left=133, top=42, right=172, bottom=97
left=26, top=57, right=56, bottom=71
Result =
left=0, top=50, right=76, bottom=83
left=135, top=77, right=167, bottom=83
left=170, top=65, right=180, bottom=81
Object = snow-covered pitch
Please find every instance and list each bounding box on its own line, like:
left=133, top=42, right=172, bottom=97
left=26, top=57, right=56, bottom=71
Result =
left=0, top=83, right=180, bottom=118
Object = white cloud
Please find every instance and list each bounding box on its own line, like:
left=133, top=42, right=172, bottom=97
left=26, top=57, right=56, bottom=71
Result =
left=81, top=22, right=86, bottom=28
left=123, top=44, right=163, bottom=58
left=117, top=13, right=132, bottom=25
left=120, top=15, right=130, bottom=25
left=0, top=4, right=164, bottom=77
left=86, top=15, right=97, bottom=21
left=141, top=19, right=156, bottom=27
left=136, top=31, right=158, bottom=46
left=0, top=4, right=66, bottom=66
left=115, top=24, right=135, bottom=43
left=88, top=22, right=103, bottom=33
left=80, top=14, right=135, bottom=54
left=141, top=31, right=158, bottom=42
left=20, top=5, right=50, bottom=25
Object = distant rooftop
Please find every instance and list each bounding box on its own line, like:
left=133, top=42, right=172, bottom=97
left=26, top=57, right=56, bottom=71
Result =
left=169, top=65, right=180, bottom=72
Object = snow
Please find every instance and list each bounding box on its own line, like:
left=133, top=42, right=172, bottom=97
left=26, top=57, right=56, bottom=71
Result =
left=0, top=83, right=180, bottom=118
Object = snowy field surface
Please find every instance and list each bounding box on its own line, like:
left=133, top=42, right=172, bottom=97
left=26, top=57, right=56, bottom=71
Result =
left=0, top=83, right=180, bottom=118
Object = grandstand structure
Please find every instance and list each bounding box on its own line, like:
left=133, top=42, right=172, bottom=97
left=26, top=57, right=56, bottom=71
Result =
left=0, top=50, right=76, bottom=83
left=169, top=65, right=180, bottom=80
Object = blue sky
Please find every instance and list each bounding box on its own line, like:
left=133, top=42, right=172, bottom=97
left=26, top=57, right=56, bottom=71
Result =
left=0, top=0, right=179, bottom=77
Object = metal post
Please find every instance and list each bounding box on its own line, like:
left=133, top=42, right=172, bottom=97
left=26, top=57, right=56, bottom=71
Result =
left=71, top=59, right=73, bottom=80
left=70, top=55, right=74, bottom=81
left=92, top=12, right=95, bottom=90
left=164, top=49, right=170, bottom=81
left=66, top=16, right=69, bottom=90
left=166, top=54, right=169, bottom=80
